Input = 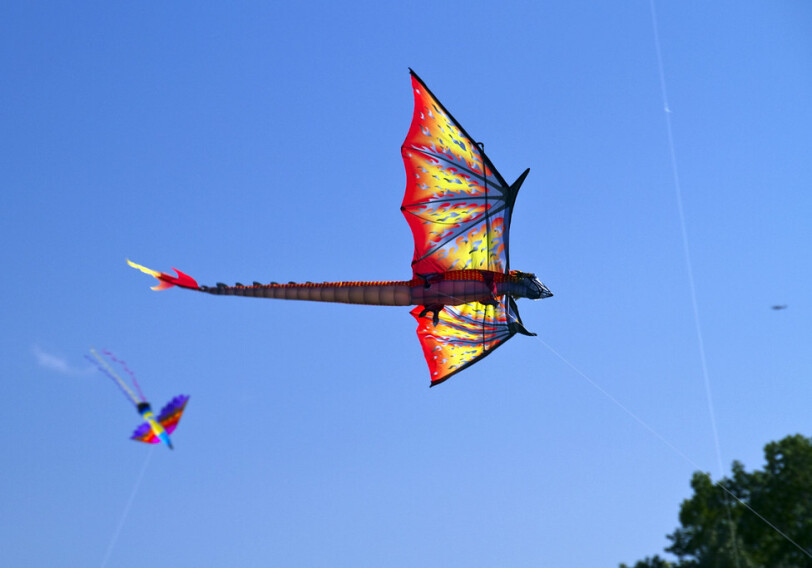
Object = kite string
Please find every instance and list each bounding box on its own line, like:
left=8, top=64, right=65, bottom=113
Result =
left=649, top=2, right=744, bottom=564
left=648, top=0, right=725, bottom=477
left=533, top=335, right=812, bottom=560
left=429, top=287, right=810, bottom=559
left=100, top=448, right=154, bottom=568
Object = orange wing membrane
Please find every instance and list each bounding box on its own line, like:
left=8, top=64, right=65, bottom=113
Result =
left=401, top=70, right=529, bottom=277
left=411, top=296, right=534, bottom=386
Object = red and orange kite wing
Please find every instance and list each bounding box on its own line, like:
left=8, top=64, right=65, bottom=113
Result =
left=401, top=70, right=529, bottom=277
left=411, top=297, right=534, bottom=387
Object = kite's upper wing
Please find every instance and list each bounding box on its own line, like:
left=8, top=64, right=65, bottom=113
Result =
left=157, top=395, right=189, bottom=435
left=401, top=70, right=529, bottom=277
left=131, top=422, right=159, bottom=444
left=411, top=297, right=534, bottom=386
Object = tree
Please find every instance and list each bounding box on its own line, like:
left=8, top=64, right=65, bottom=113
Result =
left=619, top=556, right=674, bottom=568
left=621, top=434, right=812, bottom=567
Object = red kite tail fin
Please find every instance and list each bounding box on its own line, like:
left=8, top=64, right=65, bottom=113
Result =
left=127, top=260, right=199, bottom=291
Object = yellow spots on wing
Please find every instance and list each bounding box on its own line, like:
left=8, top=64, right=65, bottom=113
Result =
left=411, top=301, right=512, bottom=383
left=408, top=84, right=485, bottom=181
left=445, top=219, right=506, bottom=271
left=403, top=74, right=510, bottom=275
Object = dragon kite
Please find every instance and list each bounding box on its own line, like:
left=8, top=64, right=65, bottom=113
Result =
left=87, top=348, right=189, bottom=448
left=130, top=70, right=552, bottom=386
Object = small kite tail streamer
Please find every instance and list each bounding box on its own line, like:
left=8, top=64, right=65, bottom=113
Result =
left=102, top=349, right=146, bottom=402
left=85, top=355, right=133, bottom=402
left=131, top=377, right=146, bottom=403
left=87, top=348, right=141, bottom=407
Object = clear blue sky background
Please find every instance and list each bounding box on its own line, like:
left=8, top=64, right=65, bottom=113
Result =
left=3, top=2, right=810, bottom=566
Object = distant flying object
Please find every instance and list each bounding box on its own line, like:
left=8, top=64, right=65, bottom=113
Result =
left=771, top=305, right=787, bottom=310
left=128, top=69, right=553, bottom=387
left=87, top=348, right=189, bottom=449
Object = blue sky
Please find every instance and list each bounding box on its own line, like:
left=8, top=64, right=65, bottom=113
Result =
left=3, top=2, right=810, bottom=566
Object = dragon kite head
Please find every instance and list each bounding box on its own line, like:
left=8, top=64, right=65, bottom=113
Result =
left=510, top=270, right=553, bottom=300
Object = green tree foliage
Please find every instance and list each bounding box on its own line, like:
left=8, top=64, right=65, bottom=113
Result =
left=619, top=556, right=674, bottom=568
left=621, top=434, right=812, bottom=567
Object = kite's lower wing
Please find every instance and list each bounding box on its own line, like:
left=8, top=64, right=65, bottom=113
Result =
left=131, top=422, right=160, bottom=444
left=157, top=395, right=190, bottom=435
left=411, top=297, right=534, bottom=386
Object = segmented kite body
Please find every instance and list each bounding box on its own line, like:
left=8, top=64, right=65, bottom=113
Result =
left=197, top=270, right=537, bottom=307
left=201, top=278, right=413, bottom=305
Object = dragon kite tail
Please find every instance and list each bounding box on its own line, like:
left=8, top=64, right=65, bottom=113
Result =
left=127, top=260, right=199, bottom=291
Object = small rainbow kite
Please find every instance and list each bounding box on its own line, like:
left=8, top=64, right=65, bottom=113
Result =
left=87, top=348, right=189, bottom=449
